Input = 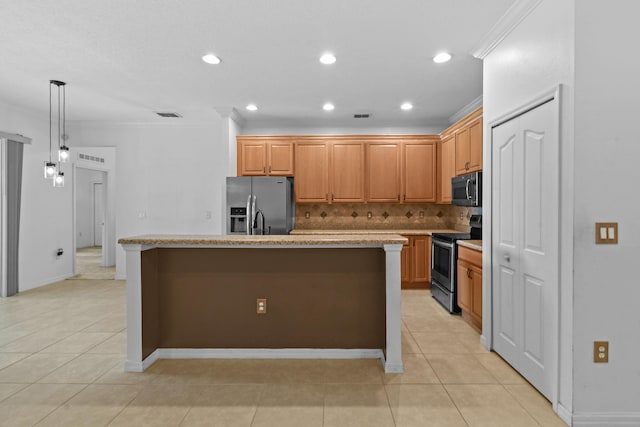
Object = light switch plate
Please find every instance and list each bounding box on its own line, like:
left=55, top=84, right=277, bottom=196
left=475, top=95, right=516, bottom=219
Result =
left=595, top=222, right=618, bottom=244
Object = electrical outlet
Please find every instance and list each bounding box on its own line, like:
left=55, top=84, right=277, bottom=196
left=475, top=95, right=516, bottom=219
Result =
left=367, top=211, right=372, bottom=219
left=594, top=341, right=609, bottom=363
left=419, top=211, right=424, bottom=218
left=304, top=212, right=310, bottom=219
left=256, top=298, right=267, bottom=314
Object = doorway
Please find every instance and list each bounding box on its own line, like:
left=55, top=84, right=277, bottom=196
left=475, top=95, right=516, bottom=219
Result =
left=74, top=167, right=113, bottom=280
left=490, top=90, right=560, bottom=402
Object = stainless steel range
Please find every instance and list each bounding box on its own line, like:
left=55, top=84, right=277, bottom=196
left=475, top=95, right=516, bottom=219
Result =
left=431, top=215, right=482, bottom=313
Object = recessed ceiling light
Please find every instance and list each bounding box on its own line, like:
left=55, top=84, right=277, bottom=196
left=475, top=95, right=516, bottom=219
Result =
left=202, top=54, right=221, bottom=64
left=246, top=104, right=258, bottom=111
left=433, top=52, right=452, bottom=63
left=319, top=53, right=336, bottom=65
left=323, top=103, right=335, bottom=111
left=401, top=102, right=413, bottom=111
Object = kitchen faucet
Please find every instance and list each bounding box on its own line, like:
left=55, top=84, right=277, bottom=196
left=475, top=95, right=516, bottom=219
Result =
left=253, top=209, right=266, bottom=235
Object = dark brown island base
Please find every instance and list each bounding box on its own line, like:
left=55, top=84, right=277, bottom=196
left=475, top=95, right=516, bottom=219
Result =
left=118, top=234, right=406, bottom=373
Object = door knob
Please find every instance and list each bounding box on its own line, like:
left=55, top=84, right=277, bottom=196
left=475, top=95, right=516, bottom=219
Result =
left=504, top=254, right=510, bottom=262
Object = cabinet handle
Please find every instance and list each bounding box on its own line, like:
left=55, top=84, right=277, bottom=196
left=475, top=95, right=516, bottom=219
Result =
left=263, top=166, right=266, bottom=173
left=331, top=194, right=334, bottom=201
left=269, top=166, right=272, bottom=173
left=403, top=194, right=406, bottom=201
left=467, top=268, right=472, bottom=278
left=397, top=194, right=400, bottom=201
left=325, top=194, right=329, bottom=201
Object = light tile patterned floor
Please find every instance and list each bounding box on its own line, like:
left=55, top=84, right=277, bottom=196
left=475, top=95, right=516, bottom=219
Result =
left=0, top=280, right=566, bottom=426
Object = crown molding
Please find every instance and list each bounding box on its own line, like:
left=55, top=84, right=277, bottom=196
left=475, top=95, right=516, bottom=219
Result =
left=214, top=107, right=246, bottom=127
left=449, top=95, right=483, bottom=124
left=470, top=0, right=542, bottom=59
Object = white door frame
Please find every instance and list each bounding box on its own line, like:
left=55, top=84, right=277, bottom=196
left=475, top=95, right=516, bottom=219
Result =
left=483, top=85, right=565, bottom=411
left=72, top=164, right=112, bottom=273
left=92, top=182, right=104, bottom=247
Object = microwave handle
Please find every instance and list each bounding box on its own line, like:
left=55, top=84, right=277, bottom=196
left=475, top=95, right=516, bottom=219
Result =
left=465, top=179, right=471, bottom=200
left=474, top=178, right=479, bottom=206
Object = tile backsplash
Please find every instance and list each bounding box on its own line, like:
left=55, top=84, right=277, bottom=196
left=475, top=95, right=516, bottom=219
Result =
left=295, top=203, right=479, bottom=231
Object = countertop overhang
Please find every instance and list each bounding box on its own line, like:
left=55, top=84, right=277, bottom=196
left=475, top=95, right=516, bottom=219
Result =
left=290, top=228, right=462, bottom=236
left=118, top=234, right=408, bottom=246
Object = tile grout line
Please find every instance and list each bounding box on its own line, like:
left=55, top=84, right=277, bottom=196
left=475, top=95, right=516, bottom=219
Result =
left=440, top=383, right=472, bottom=427
left=31, top=383, right=90, bottom=426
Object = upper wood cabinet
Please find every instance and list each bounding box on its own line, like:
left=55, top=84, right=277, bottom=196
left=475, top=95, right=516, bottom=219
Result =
left=366, top=143, right=401, bottom=202
left=439, top=135, right=455, bottom=203
left=237, top=137, right=294, bottom=176
left=294, top=142, right=330, bottom=203
left=440, top=107, right=483, bottom=178
left=402, top=141, right=437, bottom=203
left=331, top=142, right=365, bottom=203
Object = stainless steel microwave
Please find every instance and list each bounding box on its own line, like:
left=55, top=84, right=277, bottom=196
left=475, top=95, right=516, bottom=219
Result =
left=452, top=172, right=482, bottom=207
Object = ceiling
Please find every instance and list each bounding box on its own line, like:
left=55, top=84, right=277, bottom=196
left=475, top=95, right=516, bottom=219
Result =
left=0, top=0, right=515, bottom=129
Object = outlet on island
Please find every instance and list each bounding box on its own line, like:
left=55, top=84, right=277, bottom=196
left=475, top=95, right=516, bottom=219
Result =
left=256, top=298, right=267, bottom=314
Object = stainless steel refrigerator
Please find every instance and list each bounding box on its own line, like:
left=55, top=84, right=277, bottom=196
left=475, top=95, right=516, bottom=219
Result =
left=226, top=176, right=295, bottom=235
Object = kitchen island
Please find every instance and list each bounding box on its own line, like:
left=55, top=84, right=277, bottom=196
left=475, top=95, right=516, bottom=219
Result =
left=118, top=234, right=406, bottom=373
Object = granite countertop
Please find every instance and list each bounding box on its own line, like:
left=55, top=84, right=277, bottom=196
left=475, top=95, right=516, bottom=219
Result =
left=290, top=229, right=463, bottom=236
left=457, top=240, right=482, bottom=251
left=118, top=234, right=408, bottom=246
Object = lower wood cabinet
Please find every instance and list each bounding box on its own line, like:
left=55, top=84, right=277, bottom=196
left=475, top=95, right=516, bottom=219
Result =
left=457, top=245, right=482, bottom=330
left=401, top=235, right=431, bottom=289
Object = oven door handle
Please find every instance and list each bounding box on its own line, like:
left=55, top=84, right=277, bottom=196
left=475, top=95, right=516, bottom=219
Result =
left=465, top=179, right=471, bottom=200
left=432, top=239, right=454, bottom=249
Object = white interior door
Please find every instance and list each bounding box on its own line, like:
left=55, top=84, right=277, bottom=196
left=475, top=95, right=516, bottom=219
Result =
left=492, top=98, right=559, bottom=401
left=93, top=183, right=104, bottom=247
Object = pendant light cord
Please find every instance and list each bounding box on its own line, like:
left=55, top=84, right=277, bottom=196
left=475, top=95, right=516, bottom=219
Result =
left=48, top=82, right=52, bottom=162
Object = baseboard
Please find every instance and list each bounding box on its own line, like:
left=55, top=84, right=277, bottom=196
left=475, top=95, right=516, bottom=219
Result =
left=19, top=273, right=75, bottom=292
left=572, top=411, right=640, bottom=426
left=556, top=403, right=572, bottom=426
left=156, top=348, right=384, bottom=360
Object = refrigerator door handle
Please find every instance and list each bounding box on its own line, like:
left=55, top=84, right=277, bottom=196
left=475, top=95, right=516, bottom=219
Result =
left=246, top=195, right=252, bottom=235
left=251, top=195, right=257, bottom=234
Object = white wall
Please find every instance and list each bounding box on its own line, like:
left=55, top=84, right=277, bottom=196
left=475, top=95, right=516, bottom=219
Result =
left=482, top=0, right=575, bottom=419
left=75, top=168, right=104, bottom=248
left=0, top=101, right=75, bottom=291
left=572, top=0, right=640, bottom=417
left=69, top=117, right=225, bottom=279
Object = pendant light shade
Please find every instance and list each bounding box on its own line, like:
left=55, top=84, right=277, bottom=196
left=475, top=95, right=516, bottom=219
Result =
left=53, top=171, right=65, bottom=187
left=43, top=161, right=57, bottom=179
left=58, top=145, right=70, bottom=162
left=45, top=79, right=67, bottom=186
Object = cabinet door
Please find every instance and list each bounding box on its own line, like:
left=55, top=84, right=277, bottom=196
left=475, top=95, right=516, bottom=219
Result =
left=367, top=143, right=401, bottom=202
left=412, top=235, right=430, bottom=284
left=471, top=264, right=483, bottom=322
left=468, top=119, right=483, bottom=172
left=403, top=143, right=436, bottom=203
left=401, top=239, right=411, bottom=285
left=457, top=260, right=472, bottom=312
left=295, top=143, right=330, bottom=203
left=239, top=142, right=267, bottom=176
left=455, top=127, right=470, bottom=175
left=331, top=142, right=365, bottom=203
left=440, top=136, right=455, bottom=203
left=267, top=142, right=294, bottom=176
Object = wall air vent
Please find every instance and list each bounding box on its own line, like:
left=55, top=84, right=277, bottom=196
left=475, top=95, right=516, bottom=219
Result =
left=353, top=113, right=371, bottom=119
left=155, top=112, right=182, bottom=118
left=78, top=153, right=105, bottom=163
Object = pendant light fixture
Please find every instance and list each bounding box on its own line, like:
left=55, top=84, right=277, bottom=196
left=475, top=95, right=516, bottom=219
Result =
left=44, top=80, right=67, bottom=187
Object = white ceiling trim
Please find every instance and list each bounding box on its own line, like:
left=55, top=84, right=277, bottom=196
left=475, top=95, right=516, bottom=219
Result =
left=470, top=0, right=543, bottom=59
left=448, top=95, right=483, bottom=124
left=0, top=131, right=31, bottom=144
left=214, top=107, right=246, bottom=128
